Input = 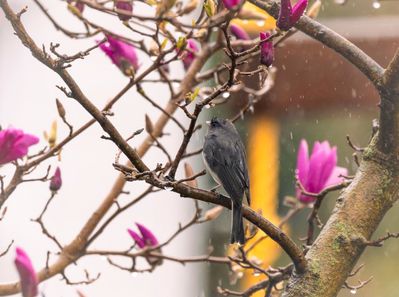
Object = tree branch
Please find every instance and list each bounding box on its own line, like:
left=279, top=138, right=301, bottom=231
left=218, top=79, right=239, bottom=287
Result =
left=0, top=1, right=214, bottom=294
left=248, top=0, right=384, bottom=86
left=383, top=48, right=399, bottom=92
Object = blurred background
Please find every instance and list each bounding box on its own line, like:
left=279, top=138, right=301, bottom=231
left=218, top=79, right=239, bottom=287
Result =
left=1, top=0, right=399, bottom=297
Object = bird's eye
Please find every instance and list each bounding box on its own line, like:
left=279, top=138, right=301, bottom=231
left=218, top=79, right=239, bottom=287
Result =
left=212, top=121, right=220, bottom=127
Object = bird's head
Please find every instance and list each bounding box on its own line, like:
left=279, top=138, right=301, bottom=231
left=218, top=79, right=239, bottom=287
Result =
left=209, top=117, right=227, bottom=128
left=207, top=117, right=236, bottom=134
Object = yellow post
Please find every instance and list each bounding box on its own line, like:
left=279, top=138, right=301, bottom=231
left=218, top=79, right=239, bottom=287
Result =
left=244, top=117, right=282, bottom=296
left=231, top=2, right=276, bottom=32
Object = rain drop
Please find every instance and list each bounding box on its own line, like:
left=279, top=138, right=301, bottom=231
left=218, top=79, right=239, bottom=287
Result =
left=249, top=105, right=254, bottom=114
left=131, top=272, right=138, bottom=277
left=372, top=1, right=381, bottom=9
left=350, top=288, right=357, bottom=294
left=222, top=92, right=230, bottom=99
left=164, top=186, right=173, bottom=191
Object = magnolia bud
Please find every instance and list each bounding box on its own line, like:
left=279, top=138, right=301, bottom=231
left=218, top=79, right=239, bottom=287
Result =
left=55, top=99, right=66, bottom=119
left=115, top=0, right=133, bottom=21
left=203, top=206, right=223, bottom=221
left=145, top=114, right=154, bottom=134
left=50, top=167, right=62, bottom=192
left=67, top=0, right=84, bottom=14
left=259, top=32, right=274, bottom=67
left=184, top=163, right=198, bottom=187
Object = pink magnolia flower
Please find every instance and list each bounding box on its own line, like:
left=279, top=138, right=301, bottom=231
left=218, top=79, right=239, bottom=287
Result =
left=128, top=223, right=158, bottom=248
left=277, top=0, right=308, bottom=31
left=222, top=0, right=240, bottom=9
left=128, top=223, right=162, bottom=266
left=230, top=24, right=250, bottom=40
left=115, top=0, right=133, bottom=21
left=181, top=39, right=199, bottom=70
left=49, top=167, right=62, bottom=192
left=99, top=35, right=140, bottom=76
left=0, top=128, right=39, bottom=165
left=14, top=247, right=38, bottom=297
left=296, top=139, right=348, bottom=204
left=259, top=32, right=274, bottom=67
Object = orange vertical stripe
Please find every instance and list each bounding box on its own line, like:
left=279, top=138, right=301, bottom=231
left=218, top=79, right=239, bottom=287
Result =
left=243, top=117, right=282, bottom=296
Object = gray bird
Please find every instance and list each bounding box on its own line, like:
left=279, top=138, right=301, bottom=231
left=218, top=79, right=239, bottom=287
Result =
left=203, top=117, right=251, bottom=244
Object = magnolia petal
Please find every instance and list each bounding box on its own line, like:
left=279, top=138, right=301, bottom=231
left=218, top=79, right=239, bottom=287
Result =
left=298, top=192, right=316, bottom=204
left=115, top=0, right=133, bottom=21
left=49, top=167, right=62, bottom=192
left=230, top=24, right=250, bottom=40
left=325, top=166, right=348, bottom=187
left=290, top=0, right=308, bottom=26
left=0, top=129, right=39, bottom=165
left=306, top=145, right=328, bottom=193
left=296, top=139, right=309, bottom=185
left=136, top=223, right=159, bottom=246
left=259, top=32, right=274, bottom=67
left=222, top=0, right=240, bottom=9
left=99, top=35, right=140, bottom=75
left=276, top=0, right=293, bottom=30
left=127, top=229, right=146, bottom=248
left=182, top=39, right=199, bottom=70
left=15, top=247, right=38, bottom=297
left=317, top=146, right=337, bottom=190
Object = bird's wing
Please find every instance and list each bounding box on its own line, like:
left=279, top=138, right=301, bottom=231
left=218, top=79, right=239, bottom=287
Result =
left=235, top=136, right=250, bottom=205
left=203, top=136, right=250, bottom=203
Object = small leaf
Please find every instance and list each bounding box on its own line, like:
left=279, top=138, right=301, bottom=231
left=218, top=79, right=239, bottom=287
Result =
left=191, top=87, right=200, bottom=100
left=176, top=36, right=187, bottom=50
left=160, top=38, right=168, bottom=50
left=204, top=0, right=216, bottom=17
left=48, top=120, right=58, bottom=148
left=67, top=4, right=82, bottom=16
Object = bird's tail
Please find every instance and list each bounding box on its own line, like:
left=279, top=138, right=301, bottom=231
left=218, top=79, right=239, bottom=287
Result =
left=231, top=201, right=245, bottom=244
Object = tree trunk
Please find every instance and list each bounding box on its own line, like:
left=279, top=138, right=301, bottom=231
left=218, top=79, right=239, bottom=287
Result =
left=283, top=128, right=399, bottom=296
